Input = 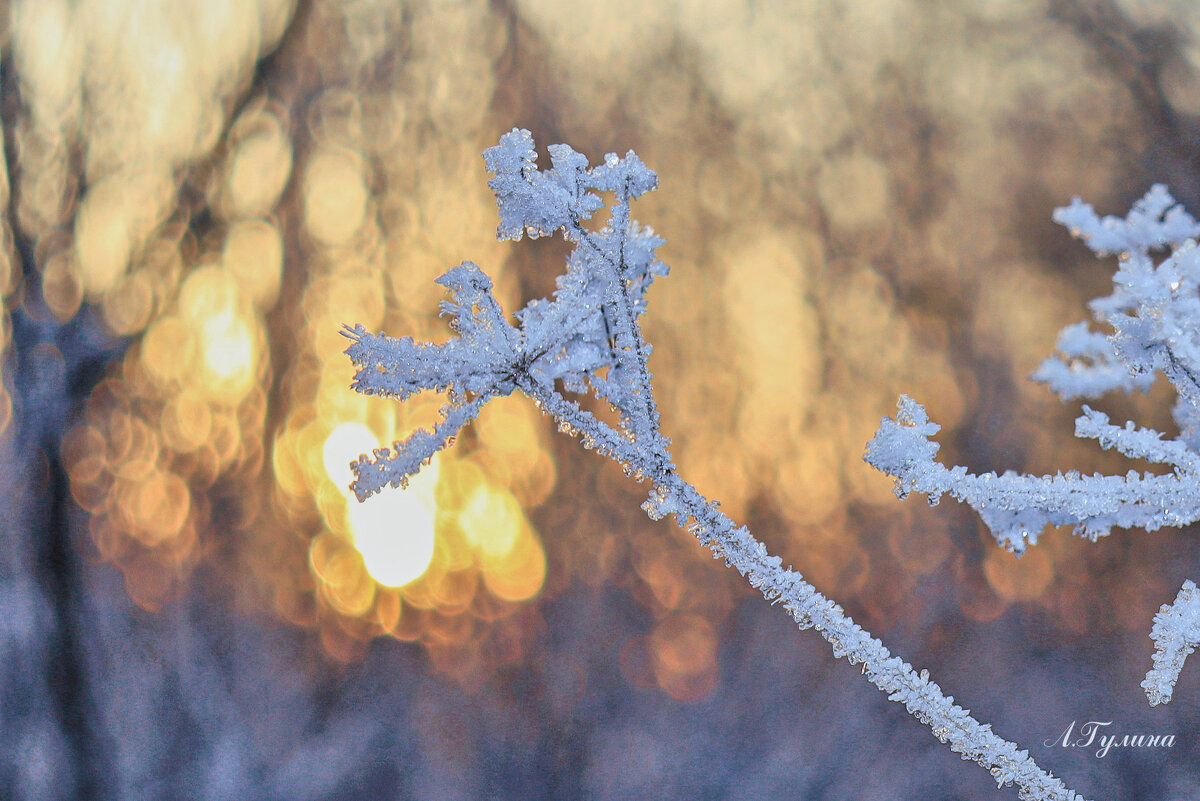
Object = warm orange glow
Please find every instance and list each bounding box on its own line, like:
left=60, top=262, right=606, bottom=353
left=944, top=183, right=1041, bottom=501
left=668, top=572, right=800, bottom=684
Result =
left=304, top=148, right=369, bottom=246
left=481, top=532, right=546, bottom=603
left=140, top=316, right=191, bottom=387
left=460, top=484, right=521, bottom=560
left=219, top=109, right=293, bottom=221
left=310, top=532, right=375, bottom=617
left=74, top=172, right=173, bottom=297
left=161, top=391, right=212, bottom=454
left=203, top=312, right=254, bottom=380
left=162, top=265, right=263, bottom=402
left=223, top=220, right=284, bottom=311
left=984, top=543, right=1055, bottom=603
left=649, top=613, right=719, bottom=702
left=125, top=469, right=190, bottom=546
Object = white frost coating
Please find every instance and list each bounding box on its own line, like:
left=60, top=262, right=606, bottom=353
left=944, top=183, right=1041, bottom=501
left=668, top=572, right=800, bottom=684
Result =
left=1143, top=580, right=1200, bottom=706
left=1050, top=184, right=1200, bottom=256
left=867, top=186, right=1200, bottom=553
left=867, top=185, right=1200, bottom=713
left=344, top=129, right=1088, bottom=801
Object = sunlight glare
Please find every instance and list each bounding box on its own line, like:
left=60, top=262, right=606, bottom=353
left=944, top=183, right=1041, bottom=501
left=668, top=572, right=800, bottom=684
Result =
left=324, top=421, right=440, bottom=587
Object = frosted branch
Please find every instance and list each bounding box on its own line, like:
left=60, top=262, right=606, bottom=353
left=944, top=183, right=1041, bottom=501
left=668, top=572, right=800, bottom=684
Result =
left=344, top=129, right=1090, bottom=801
left=1032, top=322, right=1155, bottom=400
left=866, top=397, right=1200, bottom=552
left=1143, top=580, right=1200, bottom=706
left=638, top=469, right=1086, bottom=801
left=868, top=186, right=1200, bottom=554
left=1051, top=184, right=1200, bottom=256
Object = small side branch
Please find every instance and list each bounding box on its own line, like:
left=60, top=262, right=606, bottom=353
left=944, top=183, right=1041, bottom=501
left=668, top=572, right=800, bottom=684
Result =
left=1143, top=579, right=1200, bottom=706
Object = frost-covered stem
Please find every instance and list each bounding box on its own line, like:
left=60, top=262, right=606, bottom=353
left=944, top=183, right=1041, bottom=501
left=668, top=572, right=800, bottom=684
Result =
left=661, top=474, right=1086, bottom=801
left=517, top=377, right=649, bottom=471
left=347, top=130, right=1093, bottom=799
left=350, top=394, right=493, bottom=500
left=1163, top=348, right=1200, bottom=409
left=518, top=379, right=1088, bottom=801
left=1143, top=579, right=1200, bottom=706
left=567, top=212, right=669, bottom=458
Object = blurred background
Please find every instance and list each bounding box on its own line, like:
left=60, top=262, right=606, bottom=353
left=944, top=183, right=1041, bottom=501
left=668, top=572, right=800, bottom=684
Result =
left=4, top=0, right=1200, bottom=798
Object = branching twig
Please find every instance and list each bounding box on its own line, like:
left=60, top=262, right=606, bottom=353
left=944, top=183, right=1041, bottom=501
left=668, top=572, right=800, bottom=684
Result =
left=344, top=129, right=1088, bottom=801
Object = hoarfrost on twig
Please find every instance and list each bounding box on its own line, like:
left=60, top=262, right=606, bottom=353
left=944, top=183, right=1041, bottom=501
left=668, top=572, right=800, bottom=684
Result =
left=866, top=185, right=1200, bottom=553
left=1143, top=579, right=1200, bottom=706
left=343, top=129, right=1089, bottom=801
left=866, top=184, right=1200, bottom=709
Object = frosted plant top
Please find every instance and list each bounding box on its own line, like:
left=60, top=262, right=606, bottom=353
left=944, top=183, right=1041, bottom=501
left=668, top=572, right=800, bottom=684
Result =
left=342, top=129, right=670, bottom=501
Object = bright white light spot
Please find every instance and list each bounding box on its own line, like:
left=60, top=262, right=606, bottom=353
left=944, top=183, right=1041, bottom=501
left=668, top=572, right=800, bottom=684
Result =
left=323, top=422, right=440, bottom=587
left=348, top=488, right=436, bottom=587
left=323, top=422, right=377, bottom=489
left=202, top=312, right=253, bottom=380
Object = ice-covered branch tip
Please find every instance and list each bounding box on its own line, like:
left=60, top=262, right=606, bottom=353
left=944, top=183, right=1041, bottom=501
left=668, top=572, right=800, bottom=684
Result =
left=865, top=396, right=1200, bottom=553
left=1143, top=579, right=1200, bottom=706
left=866, top=185, right=1200, bottom=554
left=344, top=129, right=1090, bottom=800
left=1051, top=183, right=1200, bottom=256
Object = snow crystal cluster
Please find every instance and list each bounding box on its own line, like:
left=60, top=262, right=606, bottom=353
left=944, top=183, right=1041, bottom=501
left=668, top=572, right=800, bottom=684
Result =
left=866, top=184, right=1200, bottom=707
